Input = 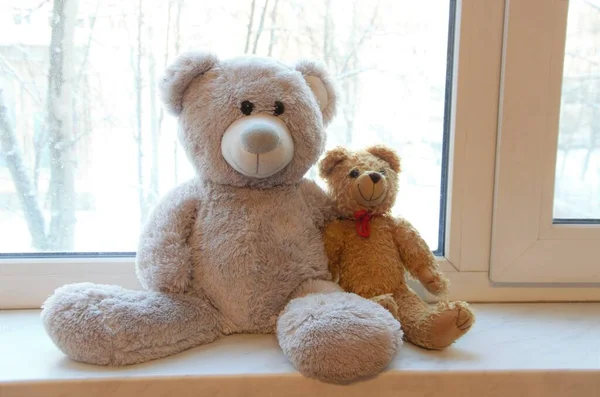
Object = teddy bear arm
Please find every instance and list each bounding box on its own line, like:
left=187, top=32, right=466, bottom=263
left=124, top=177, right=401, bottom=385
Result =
left=392, top=217, right=449, bottom=295
left=299, top=178, right=340, bottom=229
left=323, top=224, right=344, bottom=282
left=135, top=180, right=202, bottom=293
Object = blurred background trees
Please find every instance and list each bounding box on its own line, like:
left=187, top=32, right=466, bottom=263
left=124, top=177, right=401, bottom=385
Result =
left=4, top=0, right=595, bottom=253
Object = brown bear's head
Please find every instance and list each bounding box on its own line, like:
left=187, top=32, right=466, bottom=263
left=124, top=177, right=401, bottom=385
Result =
left=159, top=51, right=338, bottom=188
left=318, top=145, right=401, bottom=216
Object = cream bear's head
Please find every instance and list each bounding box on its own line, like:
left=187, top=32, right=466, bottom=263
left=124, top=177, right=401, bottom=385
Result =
left=159, top=51, right=338, bottom=187
left=318, top=146, right=401, bottom=216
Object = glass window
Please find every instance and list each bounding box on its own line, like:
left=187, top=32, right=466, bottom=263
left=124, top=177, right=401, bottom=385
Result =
left=0, top=0, right=453, bottom=255
left=555, top=0, right=600, bottom=221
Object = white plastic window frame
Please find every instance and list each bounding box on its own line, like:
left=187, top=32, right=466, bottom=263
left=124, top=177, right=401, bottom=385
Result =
left=429, top=0, right=600, bottom=303
left=2, top=0, right=600, bottom=310
left=489, top=0, right=600, bottom=285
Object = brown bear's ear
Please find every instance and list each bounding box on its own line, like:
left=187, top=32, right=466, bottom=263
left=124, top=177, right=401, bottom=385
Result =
left=366, top=145, right=401, bottom=173
left=294, top=60, right=338, bottom=127
left=319, top=147, right=349, bottom=179
left=159, top=51, right=219, bottom=116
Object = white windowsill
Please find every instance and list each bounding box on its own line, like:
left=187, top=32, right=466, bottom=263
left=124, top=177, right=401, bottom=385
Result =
left=1, top=303, right=600, bottom=397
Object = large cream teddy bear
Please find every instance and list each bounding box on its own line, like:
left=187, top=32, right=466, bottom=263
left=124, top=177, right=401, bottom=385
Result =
left=41, top=52, right=400, bottom=383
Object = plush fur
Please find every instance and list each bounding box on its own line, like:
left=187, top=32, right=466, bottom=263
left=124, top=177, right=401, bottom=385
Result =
left=319, top=145, right=475, bottom=350
left=278, top=291, right=400, bottom=383
left=41, top=52, right=400, bottom=383
left=173, top=52, right=336, bottom=189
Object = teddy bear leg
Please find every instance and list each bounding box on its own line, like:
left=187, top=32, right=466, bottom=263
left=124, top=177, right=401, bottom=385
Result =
left=42, top=282, right=222, bottom=365
left=277, top=280, right=401, bottom=384
left=371, top=294, right=400, bottom=319
left=394, top=285, right=474, bottom=350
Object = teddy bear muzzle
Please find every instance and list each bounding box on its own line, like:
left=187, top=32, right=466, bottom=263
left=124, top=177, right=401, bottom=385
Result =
left=352, top=171, right=388, bottom=207
left=221, top=114, right=295, bottom=178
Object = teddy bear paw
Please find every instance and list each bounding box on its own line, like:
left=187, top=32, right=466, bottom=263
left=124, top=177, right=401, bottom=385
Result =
left=425, top=301, right=475, bottom=349
left=417, top=268, right=449, bottom=295
left=371, top=294, right=399, bottom=320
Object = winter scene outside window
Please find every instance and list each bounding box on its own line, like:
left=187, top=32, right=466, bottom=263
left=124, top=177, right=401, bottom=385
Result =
left=0, top=0, right=452, bottom=255
left=554, top=0, right=600, bottom=221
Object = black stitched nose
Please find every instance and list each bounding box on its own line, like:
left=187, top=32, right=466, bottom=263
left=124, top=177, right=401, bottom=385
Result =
left=369, top=172, right=382, bottom=183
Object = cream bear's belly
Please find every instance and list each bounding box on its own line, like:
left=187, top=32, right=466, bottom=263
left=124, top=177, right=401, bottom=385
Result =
left=189, top=185, right=329, bottom=333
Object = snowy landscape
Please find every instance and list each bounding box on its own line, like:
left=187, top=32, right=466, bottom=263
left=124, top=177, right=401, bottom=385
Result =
left=0, top=0, right=598, bottom=255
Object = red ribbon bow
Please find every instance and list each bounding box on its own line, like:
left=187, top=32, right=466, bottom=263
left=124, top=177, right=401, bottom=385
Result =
left=354, top=209, right=373, bottom=238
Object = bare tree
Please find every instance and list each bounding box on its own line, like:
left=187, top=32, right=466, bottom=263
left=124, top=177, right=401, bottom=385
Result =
left=133, top=0, right=148, bottom=222
left=0, top=53, right=45, bottom=193
left=267, top=0, right=280, bottom=56
left=347, top=2, right=379, bottom=144
left=156, top=0, right=173, bottom=144
left=323, top=0, right=333, bottom=65
left=75, top=0, right=101, bottom=91
left=173, top=0, right=183, bottom=185
left=252, top=0, right=270, bottom=54
left=45, top=0, right=80, bottom=250
left=0, top=54, right=42, bottom=106
left=294, top=0, right=379, bottom=179
left=148, top=25, right=160, bottom=206
left=315, top=0, right=380, bottom=145
left=558, top=6, right=600, bottom=181
left=244, top=0, right=257, bottom=53
left=0, top=89, right=47, bottom=249
left=0, top=0, right=80, bottom=251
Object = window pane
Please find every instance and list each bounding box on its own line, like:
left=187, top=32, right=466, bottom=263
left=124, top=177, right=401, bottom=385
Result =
left=555, top=0, right=600, bottom=221
left=0, top=0, right=452, bottom=254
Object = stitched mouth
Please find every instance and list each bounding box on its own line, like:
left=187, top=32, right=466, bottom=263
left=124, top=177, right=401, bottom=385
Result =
left=370, top=191, right=385, bottom=202
left=231, top=157, right=250, bottom=174
left=232, top=154, right=289, bottom=178
left=358, top=184, right=385, bottom=203
left=229, top=153, right=262, bottom=176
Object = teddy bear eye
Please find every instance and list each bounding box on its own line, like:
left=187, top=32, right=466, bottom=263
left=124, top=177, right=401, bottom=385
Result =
left=349, top=169, right=360, bottom=178
left=380, top=169, right=386, bottom=175
left=274, top=101, right=285, bottom=116
left=240, top=101, right=254, bottom=115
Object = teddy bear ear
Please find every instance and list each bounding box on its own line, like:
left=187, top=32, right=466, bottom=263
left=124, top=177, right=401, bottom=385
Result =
left=294, top=60, right=338, bottom=126
left=318, top=147, right=349, bottom=179
left=366, top=145, right=401, bottom=173
left=159, top=51, right=220, bottom=116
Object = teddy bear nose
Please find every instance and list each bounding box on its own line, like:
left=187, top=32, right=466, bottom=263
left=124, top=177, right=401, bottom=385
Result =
left=368, top=172, right=382, bottom=183
left=240, top=126, right=281, bottom=154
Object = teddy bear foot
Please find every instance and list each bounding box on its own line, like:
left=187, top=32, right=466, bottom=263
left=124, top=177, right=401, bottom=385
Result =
left=42, top=282, right=222, bottom=365
left=371, top=294, right=399, bottom=320
left=406, top=301, right=475, bottom=350
left=277, top=291, right=401, bottom=384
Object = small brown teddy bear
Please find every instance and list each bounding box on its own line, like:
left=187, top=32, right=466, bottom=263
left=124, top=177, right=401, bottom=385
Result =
left=319, top=145, right=475, bottom=350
